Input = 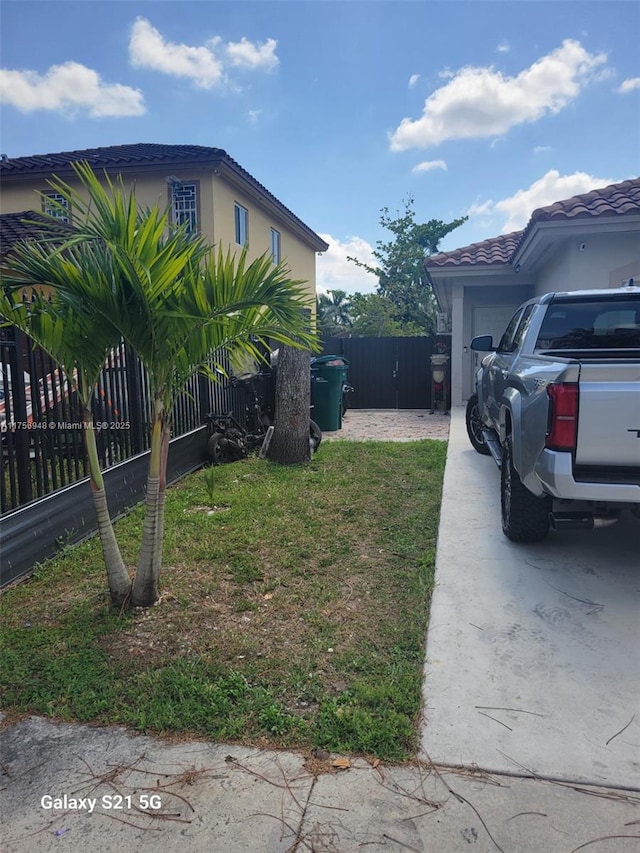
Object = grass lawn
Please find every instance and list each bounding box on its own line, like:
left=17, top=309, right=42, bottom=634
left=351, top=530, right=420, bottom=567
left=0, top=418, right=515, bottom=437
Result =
left=0, top=439, right=447, bottom=761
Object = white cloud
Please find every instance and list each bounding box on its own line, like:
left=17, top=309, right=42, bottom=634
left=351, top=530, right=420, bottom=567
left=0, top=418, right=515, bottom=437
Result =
left=497, top=41, right=511, bottom=53
left=130, top=18, right=225, bottom=88
left=466, top=199, right=494, bottom=217
left=412, top=159, right=447, bottom=173
left=390, top=39, right=607, bottom=151
left=225, top=37, right=278, bottom=70
left=408, top=74, right=420, bottom=88
left=0, top=61, right=145, bottom=117
left=533, top=145, right=552, bottom=154
left=467, top=169, right=617, bottom=233
left=618, top=77, right=640, bottom=93
left=317, top=234, right=378, bottom=294
left=248, top=109, right=262, bottom=124
left=129, top=17, right=278, bottom=89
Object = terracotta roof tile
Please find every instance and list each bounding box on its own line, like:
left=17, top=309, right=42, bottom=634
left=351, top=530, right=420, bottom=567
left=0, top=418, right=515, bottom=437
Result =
left=519, top=177, right=640, bottom=242
left=427, top=231, right=523, bottom=268
left=0, top=211, right=74, bottom=257
left=426, top=177, right=640, bottom=270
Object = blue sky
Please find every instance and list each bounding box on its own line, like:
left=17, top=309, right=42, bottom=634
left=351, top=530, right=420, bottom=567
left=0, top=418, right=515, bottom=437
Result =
left=1, top=1, right=639, bottom=293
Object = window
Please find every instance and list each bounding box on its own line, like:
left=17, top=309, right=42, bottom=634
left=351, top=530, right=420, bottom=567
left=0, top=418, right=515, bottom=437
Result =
left=270, top=228, right=281, bottom=264
left=512, top=304, right=535, bottom=352
left=42, top=192, right=70, bottom=223
left=170, top=182, right=198, bottom=233
left=497, top=308, right=524, bottom=353
left=234, top=203, right=248, bottom=246
left=536, top=297, right=640, bottom=349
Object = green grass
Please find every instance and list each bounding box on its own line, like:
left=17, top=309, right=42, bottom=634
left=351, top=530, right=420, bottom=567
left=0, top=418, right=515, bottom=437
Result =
left=0, top=439, right=447, bottom=761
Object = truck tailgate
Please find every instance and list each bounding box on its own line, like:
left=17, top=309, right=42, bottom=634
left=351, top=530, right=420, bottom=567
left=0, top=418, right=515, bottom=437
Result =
left=576, top=361, right=640, bottom=467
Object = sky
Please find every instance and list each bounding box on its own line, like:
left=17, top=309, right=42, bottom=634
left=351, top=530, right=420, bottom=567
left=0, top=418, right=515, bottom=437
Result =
left=1, top=1, right=639, bottom=294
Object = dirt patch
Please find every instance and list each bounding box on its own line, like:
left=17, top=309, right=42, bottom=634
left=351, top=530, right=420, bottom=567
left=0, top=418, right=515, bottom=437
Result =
left=323, top=409, right=450, bottom=442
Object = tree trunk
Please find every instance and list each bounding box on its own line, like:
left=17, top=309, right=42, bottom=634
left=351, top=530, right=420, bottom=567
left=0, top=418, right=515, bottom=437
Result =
left=83, top=406, right=130, bottom=606
left=151, top=424, right=170, bottom=580
left=131, top=398, right=165, bottom=607
left=268, top=344, right=311, bottom=465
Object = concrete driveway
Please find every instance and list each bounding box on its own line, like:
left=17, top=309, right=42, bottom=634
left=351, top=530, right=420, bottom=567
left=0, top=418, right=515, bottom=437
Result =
left=422, top=408, right=640, bottom=790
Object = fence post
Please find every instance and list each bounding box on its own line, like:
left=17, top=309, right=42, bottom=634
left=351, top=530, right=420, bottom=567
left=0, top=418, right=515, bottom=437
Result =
left=198, top=372, right=211, bottom=423
left=125, top=345, right=146, bottom=455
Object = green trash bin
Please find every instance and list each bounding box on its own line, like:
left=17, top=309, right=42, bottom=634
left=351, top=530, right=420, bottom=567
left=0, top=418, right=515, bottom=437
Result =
left=311, top=355, right=349, bottom=431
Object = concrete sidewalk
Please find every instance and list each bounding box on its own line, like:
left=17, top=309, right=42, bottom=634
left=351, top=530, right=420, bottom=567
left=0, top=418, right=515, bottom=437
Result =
left=1, top=409, right=639, bottom=852
left=1, top=717, right=638, bottom=852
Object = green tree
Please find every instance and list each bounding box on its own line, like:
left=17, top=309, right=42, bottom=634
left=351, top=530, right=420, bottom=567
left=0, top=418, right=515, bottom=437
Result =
left=349, top=292, right=423, bottom=337
left=348, top=197, right=467, bottom=334
left=2, top=164, right=317, bottom=608
left=316, top=289, right=353, bottom=337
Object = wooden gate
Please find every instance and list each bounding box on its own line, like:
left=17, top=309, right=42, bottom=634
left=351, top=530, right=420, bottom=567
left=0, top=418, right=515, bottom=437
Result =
left=321, top=336, right=451, bottom=409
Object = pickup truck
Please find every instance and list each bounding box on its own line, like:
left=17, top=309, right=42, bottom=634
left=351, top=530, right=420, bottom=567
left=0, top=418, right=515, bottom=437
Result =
left=466, top=284, right=640, bottom=541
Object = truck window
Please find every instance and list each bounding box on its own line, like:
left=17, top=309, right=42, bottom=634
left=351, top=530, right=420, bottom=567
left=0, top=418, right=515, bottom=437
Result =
left=536, top=298, right=640, bottom=349
left=512, top=304, right=535, bottom=351
left=497, top=308, right=524, bottom=353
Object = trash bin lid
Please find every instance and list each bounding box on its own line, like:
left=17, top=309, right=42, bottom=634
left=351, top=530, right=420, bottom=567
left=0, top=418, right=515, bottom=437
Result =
left=311, top=354, right=349, bottom=367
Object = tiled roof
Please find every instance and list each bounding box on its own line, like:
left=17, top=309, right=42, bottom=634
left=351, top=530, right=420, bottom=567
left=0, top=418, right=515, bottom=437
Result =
left=0, top=211, right=74, bottom=257
left=427, top=231, right=523, bottom=268
left=426, top=177, right=640, bottom=270
left=519, top=177, right=640, bottom=243
left=0, top=144, right=329, bottom=251
left=0, top=143, right=226, bottom=176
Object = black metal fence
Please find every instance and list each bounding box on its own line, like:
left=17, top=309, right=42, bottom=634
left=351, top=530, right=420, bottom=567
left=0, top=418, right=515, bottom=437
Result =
left=321, top=335, right=451, bottom=410
left=1, top=326, right=240, bottom=516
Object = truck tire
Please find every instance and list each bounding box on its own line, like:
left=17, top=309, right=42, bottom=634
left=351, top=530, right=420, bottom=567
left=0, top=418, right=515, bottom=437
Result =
left=501, top=437, right=551, bottom=542
left=465, top=394, right=491, bottom=455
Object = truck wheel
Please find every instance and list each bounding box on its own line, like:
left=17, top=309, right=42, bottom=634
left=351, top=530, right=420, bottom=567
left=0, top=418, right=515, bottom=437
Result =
left=465, top=394, right=491, bottom=455
left=501, top=437, right=551, bottom=542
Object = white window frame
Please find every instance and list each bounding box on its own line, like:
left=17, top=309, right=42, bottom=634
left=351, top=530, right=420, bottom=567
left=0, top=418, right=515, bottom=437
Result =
left=270, top=228, right=281, bottom=264
left=234, top=203, right=248, bottom=246
left=43, top=192, right=70, bottom=223
left=169, top=181, right=199, bottom=234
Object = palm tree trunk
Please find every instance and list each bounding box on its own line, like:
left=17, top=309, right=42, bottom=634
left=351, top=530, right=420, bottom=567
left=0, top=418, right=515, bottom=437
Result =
left=83, top=406, right=130, bottom=606
left=151, top=424, right=170, bottom=580
left=131, top=398, right=165, bottom=607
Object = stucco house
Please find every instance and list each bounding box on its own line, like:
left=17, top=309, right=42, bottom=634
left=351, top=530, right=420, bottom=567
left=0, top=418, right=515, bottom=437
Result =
left=426, top=178, right=640, bottom=407
left=0, top=143, right=328, bottom=308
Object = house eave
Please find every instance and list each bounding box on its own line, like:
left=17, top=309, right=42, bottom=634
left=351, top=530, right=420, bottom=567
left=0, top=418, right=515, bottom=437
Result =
left=427, top=263, right=536, bottom=314
left=217, top=160, right=329, bottom=253
left=514, top=214, right=640, bottom=272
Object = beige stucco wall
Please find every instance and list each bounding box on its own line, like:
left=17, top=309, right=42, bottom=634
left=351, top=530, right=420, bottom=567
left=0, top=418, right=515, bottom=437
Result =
left=211, top=176, right=316, bottom=307
left=1, top=167, right=318, bottom=308
left=535, top=231, right=640, bottom=295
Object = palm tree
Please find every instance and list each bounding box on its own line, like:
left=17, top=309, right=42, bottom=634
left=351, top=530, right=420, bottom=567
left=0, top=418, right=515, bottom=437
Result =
left=0, top=240, right=132, bottom=605
left=317, top=289, right=353, bottom=337
left=5, top=164, right=318, bottom=607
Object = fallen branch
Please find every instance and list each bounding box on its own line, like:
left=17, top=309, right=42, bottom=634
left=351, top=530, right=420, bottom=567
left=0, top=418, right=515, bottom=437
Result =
left=569, top=835, right=640, bottom=852
left=477, top=711, right=513, bottom=731
left=605, top=714, right=636, bottom=746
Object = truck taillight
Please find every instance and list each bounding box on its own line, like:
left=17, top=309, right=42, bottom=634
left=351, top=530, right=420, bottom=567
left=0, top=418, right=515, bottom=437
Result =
left=546, top=382, right=579, bottom=451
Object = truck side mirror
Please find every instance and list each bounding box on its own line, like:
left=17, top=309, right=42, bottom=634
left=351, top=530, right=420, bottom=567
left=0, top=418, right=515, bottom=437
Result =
left=470, top=335, right=495, bottom=352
